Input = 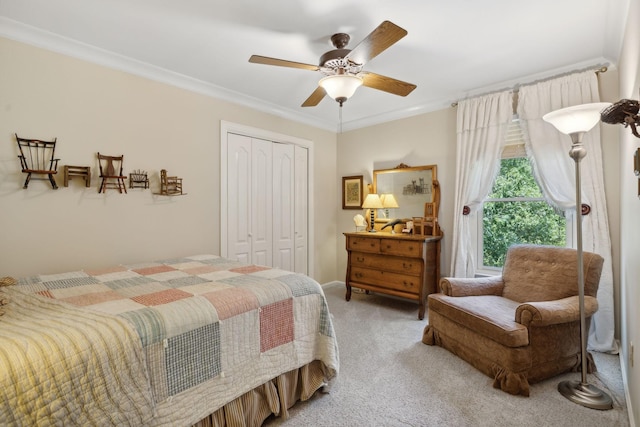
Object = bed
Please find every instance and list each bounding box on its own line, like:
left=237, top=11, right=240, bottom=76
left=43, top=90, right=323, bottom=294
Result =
left=0, top=254, right=339, bottom=426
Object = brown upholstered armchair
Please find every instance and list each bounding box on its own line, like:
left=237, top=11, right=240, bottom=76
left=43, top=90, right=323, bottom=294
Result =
left=422, top=244, right=604, bottom=396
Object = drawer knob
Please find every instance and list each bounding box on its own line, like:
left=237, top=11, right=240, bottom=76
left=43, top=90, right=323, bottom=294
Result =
left=357, top=256, right=365, bottom=262
left=403, top=263, right=412, bottom=269
left=355, top=272, right=363, bottom=279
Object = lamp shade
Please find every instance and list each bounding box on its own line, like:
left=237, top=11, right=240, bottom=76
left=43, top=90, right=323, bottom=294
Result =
left=542, top=102, right=612, bottom=135
left=380, top=193, right=399, bottom=208
left=319, top=74, right=363, bottom=101
left=362, top=193, right=384, bottom=209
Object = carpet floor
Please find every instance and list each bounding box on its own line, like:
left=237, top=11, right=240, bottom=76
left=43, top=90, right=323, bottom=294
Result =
left=264, top=283, right=630, bottom=427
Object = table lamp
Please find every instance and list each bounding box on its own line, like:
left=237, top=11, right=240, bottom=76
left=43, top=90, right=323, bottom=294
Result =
left=362, top=194, right=384, bottom=232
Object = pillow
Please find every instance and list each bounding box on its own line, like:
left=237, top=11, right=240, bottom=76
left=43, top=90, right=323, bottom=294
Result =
left=0, top=276, right=16, bottom=317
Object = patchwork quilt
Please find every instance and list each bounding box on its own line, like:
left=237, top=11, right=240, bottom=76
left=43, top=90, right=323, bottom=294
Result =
left=2, top=255, right=339, bottom=426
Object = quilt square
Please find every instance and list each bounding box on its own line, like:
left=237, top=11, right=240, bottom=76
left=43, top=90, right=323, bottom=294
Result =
left=166, top=275, right=210, bottom=289
left=133, top=265, right=177, bottom=276
left=260, top=298, right=294, bottom=352
left=40, top=276, right=101, bottom=290
left=132, top=288, right=192, bottom=307
left=165, top=323, right=221, bottom=396
left=276, top=273, right=321, bottom=297
left=229, top=265, right=271, bottom=274
left=202, top=288, right=260, bottom=320
left=84, top=265, right=128, bottom=276
left=182, top=265, right=222, bottom=276
left=62, top=290, right=124, bottom=307
left=102, top=276, right=157, bottom=291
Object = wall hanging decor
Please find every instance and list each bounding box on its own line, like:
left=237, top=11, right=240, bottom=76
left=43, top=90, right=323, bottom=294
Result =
left=158, top=169, right=184, bottom=196
left=15, top=134, right=59, bottom=189
left=129, top=170, right=149, bottom=189
left=342, top=175, right=363, bottom=209
left=97, top=153, right=127, bottom=193
left=63, top=165, right=91, bottom=187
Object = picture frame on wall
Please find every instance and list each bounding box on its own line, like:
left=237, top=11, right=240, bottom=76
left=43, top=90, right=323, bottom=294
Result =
left=342, top=175, right=364, bottom=209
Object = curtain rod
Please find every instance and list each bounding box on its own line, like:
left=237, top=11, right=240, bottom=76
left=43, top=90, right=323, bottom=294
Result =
left=450, top=66, right=608, bottom=108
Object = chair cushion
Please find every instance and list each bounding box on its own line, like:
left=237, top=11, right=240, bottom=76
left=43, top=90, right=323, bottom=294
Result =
left=428, top=294, right=529, bottom=348
left=501, top=245, right=604, bottom=302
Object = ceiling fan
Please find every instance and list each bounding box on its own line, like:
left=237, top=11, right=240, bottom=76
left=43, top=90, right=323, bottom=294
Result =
left=249, top=21, right=417, bottom=107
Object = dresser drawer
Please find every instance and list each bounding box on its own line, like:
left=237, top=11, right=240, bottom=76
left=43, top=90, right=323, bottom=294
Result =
left=347, top=236, right=380, bottom=253
left=350, top=251, right=422, bottom=275
left=350, top=267, right=420, bottom=294
left=380, top=238, right=423, bottom=258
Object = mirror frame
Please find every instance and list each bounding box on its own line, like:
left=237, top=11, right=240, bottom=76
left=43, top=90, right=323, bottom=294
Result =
left=373, top=163, right=439, bottom=222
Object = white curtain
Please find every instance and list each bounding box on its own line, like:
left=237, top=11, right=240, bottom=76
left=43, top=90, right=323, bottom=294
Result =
left=450, top=91, right=513, bottom=277
left=517, top=71, right=617, bottom=353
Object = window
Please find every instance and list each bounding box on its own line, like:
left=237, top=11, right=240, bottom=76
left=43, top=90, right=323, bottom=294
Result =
left=475, top=119, right=572, bottom=273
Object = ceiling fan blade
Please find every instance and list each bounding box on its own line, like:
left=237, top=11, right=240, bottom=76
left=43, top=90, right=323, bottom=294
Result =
left=345, top=21, right=408, bottom=65
left=361, top=72, right=417, bottom=97
left=301, top=86, right=327, bottom=107
left=249, top=55, right=320, bottom=71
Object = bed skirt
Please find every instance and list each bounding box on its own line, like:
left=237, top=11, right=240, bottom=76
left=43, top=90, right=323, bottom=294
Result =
left=192, top=360, right=329, bottom=427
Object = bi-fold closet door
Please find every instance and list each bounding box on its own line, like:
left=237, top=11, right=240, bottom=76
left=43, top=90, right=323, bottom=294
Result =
left=226, top=132, right=307, bottom=273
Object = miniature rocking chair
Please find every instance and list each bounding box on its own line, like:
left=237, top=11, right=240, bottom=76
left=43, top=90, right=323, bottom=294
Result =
left=160, top=169, right=183, bottom=195
left=16, top=134, right=60, bottom=189
left=97, top=153, right=127, bottom=193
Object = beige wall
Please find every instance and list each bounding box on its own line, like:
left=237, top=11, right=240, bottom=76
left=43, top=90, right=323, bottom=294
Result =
left=336, top=108, right=457, bottom=279
left=0, top=37, right=338, bottom=284
left=616, top=0, right=640, bottom=423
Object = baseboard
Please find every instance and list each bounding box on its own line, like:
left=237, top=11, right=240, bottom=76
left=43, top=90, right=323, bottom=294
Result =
left=321, top=281, right=342, bottom=289
left=620, top=351, right=636, bottom=427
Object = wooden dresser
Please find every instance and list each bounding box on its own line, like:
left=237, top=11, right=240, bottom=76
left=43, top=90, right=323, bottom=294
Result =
left=344, top=232, right=441, bottom=319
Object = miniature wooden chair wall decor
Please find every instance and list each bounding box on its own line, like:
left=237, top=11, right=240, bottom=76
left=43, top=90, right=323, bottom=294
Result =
left=159, top=169, right=183, bottom=195
left=97, top=153, right=127, bottom=193
left=63, top=165, right=91, bottom=187
left=129, top=170, right=149, bottom=189
left=15, top=134, right=60, bottom=189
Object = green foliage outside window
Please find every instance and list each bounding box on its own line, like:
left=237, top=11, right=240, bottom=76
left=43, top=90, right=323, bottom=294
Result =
left=482, top=157, right=566, bottom=268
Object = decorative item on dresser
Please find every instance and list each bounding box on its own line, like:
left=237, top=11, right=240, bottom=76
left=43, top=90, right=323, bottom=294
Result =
left=344, top=231, right=441, bottom=319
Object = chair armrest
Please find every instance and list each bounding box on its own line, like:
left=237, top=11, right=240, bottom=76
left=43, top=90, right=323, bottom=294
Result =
left=515, top=296, right=599, bottom=327
left=439, top=275, right=505, bottom=297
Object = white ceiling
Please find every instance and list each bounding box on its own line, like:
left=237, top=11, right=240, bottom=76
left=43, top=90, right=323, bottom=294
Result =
left=0, top=0, right=630, bottom=132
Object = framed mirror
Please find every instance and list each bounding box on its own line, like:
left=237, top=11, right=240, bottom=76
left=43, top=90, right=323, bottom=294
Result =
left=373, top=163, right=438, bottom=221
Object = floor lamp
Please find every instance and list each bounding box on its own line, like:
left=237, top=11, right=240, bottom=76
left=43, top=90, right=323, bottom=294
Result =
left=542, top=102, right=613, bottom=410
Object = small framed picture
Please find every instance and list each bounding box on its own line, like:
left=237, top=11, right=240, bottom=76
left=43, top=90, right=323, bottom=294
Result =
left=342, top=175, right=364, bottom=209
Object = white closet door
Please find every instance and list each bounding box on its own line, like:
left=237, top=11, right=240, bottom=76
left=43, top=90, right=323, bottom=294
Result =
left=251, top=139, right=273, bottom=266
left=226, top=133, right=252, bottom=263
left=272, top=143, right=295, bottom=271
left=222, top=122, right=311, bottom=274
left=294, top=145, right=308, bottom=274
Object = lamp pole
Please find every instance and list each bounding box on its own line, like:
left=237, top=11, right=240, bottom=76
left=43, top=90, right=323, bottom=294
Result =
left=543, top=103, right=613, bottom=410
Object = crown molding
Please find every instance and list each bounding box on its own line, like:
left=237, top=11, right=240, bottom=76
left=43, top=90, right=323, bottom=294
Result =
left=0, top=17, right=343, bottom=131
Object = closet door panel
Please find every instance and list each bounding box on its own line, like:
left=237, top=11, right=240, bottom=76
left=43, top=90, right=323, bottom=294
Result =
left=227, top=133, right=252, bottom=263
left=272, top=143, right=294, bottom=271
left=251, top=139, right=273, bottom=266
left=294, top=145, right=308, bottom=274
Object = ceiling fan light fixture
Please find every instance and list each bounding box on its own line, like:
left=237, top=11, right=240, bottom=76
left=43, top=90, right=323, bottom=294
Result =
left=319, top=74, right=363, bottom=105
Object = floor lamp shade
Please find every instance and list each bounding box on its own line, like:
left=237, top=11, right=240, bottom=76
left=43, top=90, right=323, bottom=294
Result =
left=543, top=102, right=613, bottom=411
left=542, top=103, right=612, bottom=134
left=362, top=194, right=384, bottom=232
